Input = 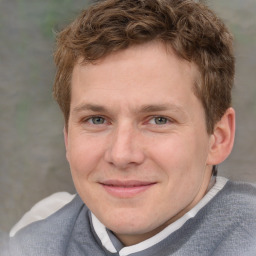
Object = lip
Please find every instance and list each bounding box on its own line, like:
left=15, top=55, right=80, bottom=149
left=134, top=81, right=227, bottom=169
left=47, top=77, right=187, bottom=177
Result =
left=99, top=180, right=156, bottom=198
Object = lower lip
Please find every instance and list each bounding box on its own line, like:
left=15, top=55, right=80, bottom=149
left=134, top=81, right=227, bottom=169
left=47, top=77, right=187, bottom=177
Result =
left=101, top=184, right=155, bottom=198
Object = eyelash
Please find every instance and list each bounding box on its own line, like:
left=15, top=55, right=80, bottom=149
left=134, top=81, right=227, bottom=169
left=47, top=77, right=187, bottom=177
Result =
left=83, top=116, right=108, bottom=125
left=148, top=116, right=171, bottom=125
left=82, top=115, right=173, bottom=126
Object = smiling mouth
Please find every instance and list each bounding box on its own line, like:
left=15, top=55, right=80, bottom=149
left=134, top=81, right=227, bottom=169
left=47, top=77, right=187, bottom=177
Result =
left=99, top=180, right=156, bottom=198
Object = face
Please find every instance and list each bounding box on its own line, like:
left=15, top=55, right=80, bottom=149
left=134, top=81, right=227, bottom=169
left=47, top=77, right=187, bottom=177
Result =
left=65, top=41, right=214, bottom=246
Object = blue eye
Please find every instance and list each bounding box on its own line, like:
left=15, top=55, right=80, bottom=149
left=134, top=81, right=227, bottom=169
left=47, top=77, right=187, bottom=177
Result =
left=89, top=116, right=106, bottom=124
left=149, top=116, right=168, bottom=125
left=154, top=117, right=168, bottom=125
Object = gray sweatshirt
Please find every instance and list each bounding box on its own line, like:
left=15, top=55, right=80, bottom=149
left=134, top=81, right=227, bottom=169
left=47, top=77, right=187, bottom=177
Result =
left=8, top=178, right=256, bottom=256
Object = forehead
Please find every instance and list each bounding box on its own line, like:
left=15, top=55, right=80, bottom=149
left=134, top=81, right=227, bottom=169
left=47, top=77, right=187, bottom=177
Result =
left=70, top=41, right=200, bottom=110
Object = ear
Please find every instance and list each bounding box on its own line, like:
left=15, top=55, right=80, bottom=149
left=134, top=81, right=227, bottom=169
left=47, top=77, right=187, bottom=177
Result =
left=63, top=126, right=70, bottom=162
left=207, top=107, right=235, bottom=165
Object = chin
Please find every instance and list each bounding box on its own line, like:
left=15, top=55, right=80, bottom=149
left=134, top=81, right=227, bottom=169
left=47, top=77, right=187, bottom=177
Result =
left=105, top=213, right=157, bottom=235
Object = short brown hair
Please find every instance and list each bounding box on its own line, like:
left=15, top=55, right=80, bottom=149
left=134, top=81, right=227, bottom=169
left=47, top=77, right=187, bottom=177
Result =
left=53, top=0, right=235, bottom=133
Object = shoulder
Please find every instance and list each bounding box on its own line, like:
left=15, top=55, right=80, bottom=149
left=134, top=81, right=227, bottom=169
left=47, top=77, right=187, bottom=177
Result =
left=195, top=177, right=256, bottom=231
left=204, top=177, right=256, bottom=213
left=9, top=193, right=86, bottom=256
left=219, top=179, right=256, bottom=210
left=177, top=178, right=256, bottom=255
left=209, top=179, right=256, bottom=238
left=10, top=192, right=77, bottom=237
left=209, top=178, right=256, bottom=219
left=206, top=180, right=256, bottom=255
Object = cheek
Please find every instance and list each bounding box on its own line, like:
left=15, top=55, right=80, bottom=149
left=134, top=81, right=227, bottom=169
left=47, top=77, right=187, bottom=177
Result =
left=67, top=137, right=105, bottom=206
left=67, top=135, right=104, bottom=177
left=149, top=133, right=209, bottom=184
left=149, top=134, right=192, bottom=170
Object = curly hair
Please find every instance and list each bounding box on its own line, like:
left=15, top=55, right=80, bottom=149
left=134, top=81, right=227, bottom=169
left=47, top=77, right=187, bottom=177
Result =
left=53, top=0, right=235, bottom=134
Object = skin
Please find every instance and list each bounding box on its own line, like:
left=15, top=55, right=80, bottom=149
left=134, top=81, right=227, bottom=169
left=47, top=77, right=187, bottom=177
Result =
left=64, top=41, right=235, bottom=246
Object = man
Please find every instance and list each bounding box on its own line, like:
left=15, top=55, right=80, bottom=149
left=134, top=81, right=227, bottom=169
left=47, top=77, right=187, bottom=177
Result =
left=8, top=0, right=256, bottom=255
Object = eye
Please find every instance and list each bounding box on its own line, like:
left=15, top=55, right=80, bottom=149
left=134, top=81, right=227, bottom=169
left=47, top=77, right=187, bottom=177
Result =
left=88, top=116, right=106, bottom=125
left=149, top=116, right=169, bottom=125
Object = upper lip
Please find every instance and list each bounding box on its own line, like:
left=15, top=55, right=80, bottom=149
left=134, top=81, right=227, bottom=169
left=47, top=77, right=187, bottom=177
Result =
left=100, top=180, right=156, bottom=187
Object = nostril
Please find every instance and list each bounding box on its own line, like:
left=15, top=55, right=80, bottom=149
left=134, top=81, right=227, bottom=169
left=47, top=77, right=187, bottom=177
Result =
left=104, top=145, right=145, bottom=169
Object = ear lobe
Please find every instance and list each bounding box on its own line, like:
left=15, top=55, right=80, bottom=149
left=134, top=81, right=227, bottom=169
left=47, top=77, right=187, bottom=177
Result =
left=207, top=107, right=235, bottom=165
left=63, top=127, right=70, bottom=162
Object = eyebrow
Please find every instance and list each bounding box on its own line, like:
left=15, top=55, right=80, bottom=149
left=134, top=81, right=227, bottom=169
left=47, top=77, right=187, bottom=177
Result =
left=73, top=104, right=109, bottom=113
left=140, top=104, right=183, bottom=113
left=73, top=103, right=185, bottom=115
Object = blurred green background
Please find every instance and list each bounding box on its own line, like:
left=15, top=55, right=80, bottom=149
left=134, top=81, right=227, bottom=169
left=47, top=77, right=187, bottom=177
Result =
left=0, top=0, right=256, bottom=237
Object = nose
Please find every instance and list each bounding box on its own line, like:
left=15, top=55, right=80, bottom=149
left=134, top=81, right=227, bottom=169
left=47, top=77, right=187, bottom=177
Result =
left=104, top=123, right=145, bottom=169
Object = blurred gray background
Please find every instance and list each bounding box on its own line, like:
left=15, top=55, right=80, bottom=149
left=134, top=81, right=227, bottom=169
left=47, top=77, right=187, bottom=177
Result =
left=0, top=0, right=255, bottom=238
